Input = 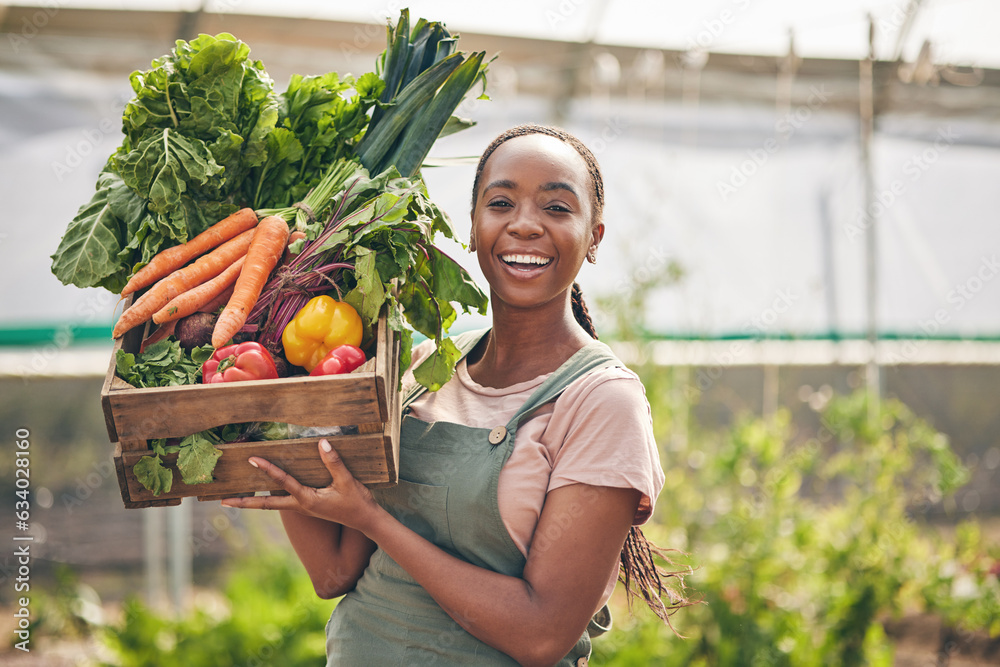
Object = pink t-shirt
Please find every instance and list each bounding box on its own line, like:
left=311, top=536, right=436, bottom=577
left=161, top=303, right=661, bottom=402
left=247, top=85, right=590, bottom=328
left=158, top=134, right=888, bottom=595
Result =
left=401, top=338, right=665, bottom=605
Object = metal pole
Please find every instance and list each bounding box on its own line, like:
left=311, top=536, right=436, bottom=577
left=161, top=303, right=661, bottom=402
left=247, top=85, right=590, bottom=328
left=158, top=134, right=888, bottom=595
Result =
left=144, top=505, right=165, bottom=609
left=168, top=498, right=192, bottom=614
left=860, top=16, right=881, bottom=426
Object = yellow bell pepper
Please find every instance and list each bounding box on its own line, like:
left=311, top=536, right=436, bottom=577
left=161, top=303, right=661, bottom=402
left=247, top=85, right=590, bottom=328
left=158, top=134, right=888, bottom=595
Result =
left=282, top=296, right=363, bottom=372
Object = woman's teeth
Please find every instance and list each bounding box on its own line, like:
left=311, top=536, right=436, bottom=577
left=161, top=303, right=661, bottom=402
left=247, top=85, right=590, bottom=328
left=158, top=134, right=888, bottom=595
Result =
left=501, top=254, right=551, bottom=266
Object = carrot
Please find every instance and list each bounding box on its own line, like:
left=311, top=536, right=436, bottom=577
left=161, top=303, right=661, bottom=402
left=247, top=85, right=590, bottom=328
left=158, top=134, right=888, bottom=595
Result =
left=212, top=216, right=290, bottom=348
left=199, top=284, right=235, bottom=314
left=152, top=255, right=246, bottom=325
left=112, top=228, right=256, bottom=338
left=121, top=208, right=258, bottom=297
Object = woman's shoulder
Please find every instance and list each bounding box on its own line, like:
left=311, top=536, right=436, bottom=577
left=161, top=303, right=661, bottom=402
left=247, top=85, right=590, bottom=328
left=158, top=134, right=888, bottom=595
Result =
left=559, top=355, right=650, bottom=412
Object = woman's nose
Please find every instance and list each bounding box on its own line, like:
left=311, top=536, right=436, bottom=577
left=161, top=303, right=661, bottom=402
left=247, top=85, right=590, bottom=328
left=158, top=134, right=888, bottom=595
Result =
left=507, top=207, right=543, bottom=238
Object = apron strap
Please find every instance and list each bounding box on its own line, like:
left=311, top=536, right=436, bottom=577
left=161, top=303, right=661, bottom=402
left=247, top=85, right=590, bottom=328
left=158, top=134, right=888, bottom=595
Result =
left=506, top=340, right=623, bottom=432
left=401, top=328, right=490, bottom=409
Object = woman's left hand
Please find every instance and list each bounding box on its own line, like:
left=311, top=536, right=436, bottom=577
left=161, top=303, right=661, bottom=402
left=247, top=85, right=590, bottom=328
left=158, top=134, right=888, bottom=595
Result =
left=221, top=439, right=378, bottom=530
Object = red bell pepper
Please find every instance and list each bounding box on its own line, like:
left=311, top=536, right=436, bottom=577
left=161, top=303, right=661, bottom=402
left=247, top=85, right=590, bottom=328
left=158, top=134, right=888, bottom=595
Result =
left=309, top=345, right=367, bottom=377
left=202, top=342, right=279, bottom=384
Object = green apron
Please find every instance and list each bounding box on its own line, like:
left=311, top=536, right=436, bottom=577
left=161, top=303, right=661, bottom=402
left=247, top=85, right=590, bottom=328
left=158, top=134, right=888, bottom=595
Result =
left=326, top=330, right=622, bottom=666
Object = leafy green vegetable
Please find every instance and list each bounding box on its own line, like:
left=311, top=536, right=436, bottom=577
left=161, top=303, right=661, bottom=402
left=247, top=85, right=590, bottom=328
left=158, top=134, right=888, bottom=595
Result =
left=176, top=433, right=224, bottom=485
left=49, top=170, right=130, bottom=292
left=250, top=162, right=488, bottom=391
left=133, top=454, right=173, bottom=496
left=59, top=13, right=491, bottom=395
left=134, top=431, right=226, bottom=495
left=115, top=339, right=213, bottom=388
left=52, top=33, right=279, bottom=290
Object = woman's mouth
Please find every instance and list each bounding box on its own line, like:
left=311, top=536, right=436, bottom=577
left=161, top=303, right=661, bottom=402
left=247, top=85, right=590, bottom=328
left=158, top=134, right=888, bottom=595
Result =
left=500, top=254, right=552, bottom=272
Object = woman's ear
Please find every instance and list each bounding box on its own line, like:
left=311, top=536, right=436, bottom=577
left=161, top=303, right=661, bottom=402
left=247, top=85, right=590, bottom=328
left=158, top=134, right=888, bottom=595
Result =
left=590, top=222, right=605, bottom=251
left=469, top=212, right=477, bottom=252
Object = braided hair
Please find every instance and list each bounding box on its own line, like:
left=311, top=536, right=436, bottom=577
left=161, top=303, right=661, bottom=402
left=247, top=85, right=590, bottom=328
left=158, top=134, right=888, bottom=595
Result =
left=472, top=124, right=693, bottom=624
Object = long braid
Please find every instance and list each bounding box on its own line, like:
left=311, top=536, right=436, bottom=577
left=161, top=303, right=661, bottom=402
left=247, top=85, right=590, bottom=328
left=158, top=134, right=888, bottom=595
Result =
left=571, top=282, right=598, bottom=340
left=475, top=124, right=694, bottom=623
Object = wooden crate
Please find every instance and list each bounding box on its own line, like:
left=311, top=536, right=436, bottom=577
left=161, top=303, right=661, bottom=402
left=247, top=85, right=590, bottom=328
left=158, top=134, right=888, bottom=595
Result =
left=101, top=313, right=401, bottom=509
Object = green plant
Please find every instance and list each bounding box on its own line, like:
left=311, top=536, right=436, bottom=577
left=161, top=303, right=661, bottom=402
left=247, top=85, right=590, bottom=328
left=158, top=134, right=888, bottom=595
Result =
left=593, top=387, right=996, bottom=666
left=100, top=549, right=332, bottom=666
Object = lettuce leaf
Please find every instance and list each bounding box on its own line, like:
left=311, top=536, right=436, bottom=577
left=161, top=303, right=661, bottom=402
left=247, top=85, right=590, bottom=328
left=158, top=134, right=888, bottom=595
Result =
left=52, top=33, right=280, bottom=290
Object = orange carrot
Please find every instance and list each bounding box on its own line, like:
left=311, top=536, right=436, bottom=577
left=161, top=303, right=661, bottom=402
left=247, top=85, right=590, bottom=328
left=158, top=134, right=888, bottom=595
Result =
left=152, top=255, right=246, bottom=325
left=212, top=216, right=290, bottom=348
left=199, top=284, right=235, bottom=314
left=112, top=228, right=256, bottom=338
left=121, top=208, right=258, bottom=297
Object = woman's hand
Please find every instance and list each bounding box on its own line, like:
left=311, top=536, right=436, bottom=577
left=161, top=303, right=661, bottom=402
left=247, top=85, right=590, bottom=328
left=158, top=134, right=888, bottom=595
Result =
left=221, top=439, right=380, bottom=532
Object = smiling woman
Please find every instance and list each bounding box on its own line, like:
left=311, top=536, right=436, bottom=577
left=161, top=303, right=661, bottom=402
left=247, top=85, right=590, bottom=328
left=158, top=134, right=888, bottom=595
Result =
left=223, top=124, right=693, bottom=667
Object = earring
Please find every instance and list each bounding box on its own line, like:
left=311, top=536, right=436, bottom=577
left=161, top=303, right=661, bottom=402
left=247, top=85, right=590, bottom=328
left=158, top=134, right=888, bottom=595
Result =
left=587, top=247, right=597, bottom=264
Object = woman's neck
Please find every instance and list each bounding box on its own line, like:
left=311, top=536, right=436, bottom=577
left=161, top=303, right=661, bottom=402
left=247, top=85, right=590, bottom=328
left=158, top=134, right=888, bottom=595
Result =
left=466, top=292, right=593, bottom=388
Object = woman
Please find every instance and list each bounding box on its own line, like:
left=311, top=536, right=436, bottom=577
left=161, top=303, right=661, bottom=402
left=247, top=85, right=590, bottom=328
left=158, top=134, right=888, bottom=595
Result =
left=223, top=124, right=688, bottom=666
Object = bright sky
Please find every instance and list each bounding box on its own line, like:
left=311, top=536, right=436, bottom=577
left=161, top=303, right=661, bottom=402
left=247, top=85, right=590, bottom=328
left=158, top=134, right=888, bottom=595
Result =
left=23, top=0, right=1000, bottom=68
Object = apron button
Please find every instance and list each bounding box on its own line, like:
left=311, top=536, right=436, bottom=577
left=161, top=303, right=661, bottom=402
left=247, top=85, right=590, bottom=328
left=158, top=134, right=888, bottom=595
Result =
left=575, top=658, right=589, bottom=667
left=488, top=426, right=507, bottom=445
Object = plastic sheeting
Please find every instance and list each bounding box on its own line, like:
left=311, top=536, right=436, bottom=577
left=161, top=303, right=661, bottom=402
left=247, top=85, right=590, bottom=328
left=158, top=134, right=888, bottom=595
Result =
left=4, top=70, right=1000, bottom=342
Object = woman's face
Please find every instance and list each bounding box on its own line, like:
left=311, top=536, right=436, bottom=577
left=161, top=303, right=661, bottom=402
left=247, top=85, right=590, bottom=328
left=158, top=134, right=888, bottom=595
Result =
left=471, top=134, right=604, bottom=312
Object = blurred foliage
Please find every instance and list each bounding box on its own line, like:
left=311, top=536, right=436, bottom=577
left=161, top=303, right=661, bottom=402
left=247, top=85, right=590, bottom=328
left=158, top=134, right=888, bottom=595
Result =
left=21, top=382, right=999, bottom=665
left=98, top=549, right=332, bottom=666
left=592, top=379, right=999, bottom=666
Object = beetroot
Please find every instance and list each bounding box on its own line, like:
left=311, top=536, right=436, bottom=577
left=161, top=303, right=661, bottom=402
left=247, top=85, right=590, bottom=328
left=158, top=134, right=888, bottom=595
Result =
left=175, top=312, right=217, bottom=350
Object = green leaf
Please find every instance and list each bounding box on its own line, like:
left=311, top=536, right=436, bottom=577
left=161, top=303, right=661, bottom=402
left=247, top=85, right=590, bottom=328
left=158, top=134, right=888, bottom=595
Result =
left=397, top=327, right=413, bottom=384
left=386, top=51, right=486, bottom=178
left=398, top=280, right=441, bottom=340
left=115, top=128, right=225, bottom=216
left=343, top=249, right=386, bottom=328
left=412, top=336, right=461, bottom=392
left=114, top=338, right=207, bottom=387
left=177, top=433, right=223, bottom=485
left=56, top=33, right=281, bottom=293
left=134, top=455, right=173, bottom=496
left=356, top=52, right=465, bottom=174
left=437, top=114, right=476, bottom=139
left=50, top=170, right=127, bottom=289
left=115, top=350, right=136, bottom=379
left=425, top=245, right=488, bottom=315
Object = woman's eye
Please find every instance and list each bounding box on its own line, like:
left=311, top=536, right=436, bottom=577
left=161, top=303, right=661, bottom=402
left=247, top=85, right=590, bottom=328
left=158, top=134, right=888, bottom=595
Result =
left=487, top=199, right=512, bottom=208
left=546, top=204, right=570, bottom=213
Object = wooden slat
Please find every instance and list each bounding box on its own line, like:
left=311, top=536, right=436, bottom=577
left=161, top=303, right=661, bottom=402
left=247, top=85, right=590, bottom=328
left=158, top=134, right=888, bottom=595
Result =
left=114, top=443, right=182, bottom=508
left=117, top=435, right=392, bottom=503
left=106, top=372, right=383, bottom=440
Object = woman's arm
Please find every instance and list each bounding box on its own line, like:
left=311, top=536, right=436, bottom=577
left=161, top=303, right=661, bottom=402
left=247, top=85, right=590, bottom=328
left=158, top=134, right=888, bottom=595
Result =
left=224, top=441, right=639, bottom=667
left=365, top=481, right=639, bottom=666
left=278, top=510, right=376, bottom=599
